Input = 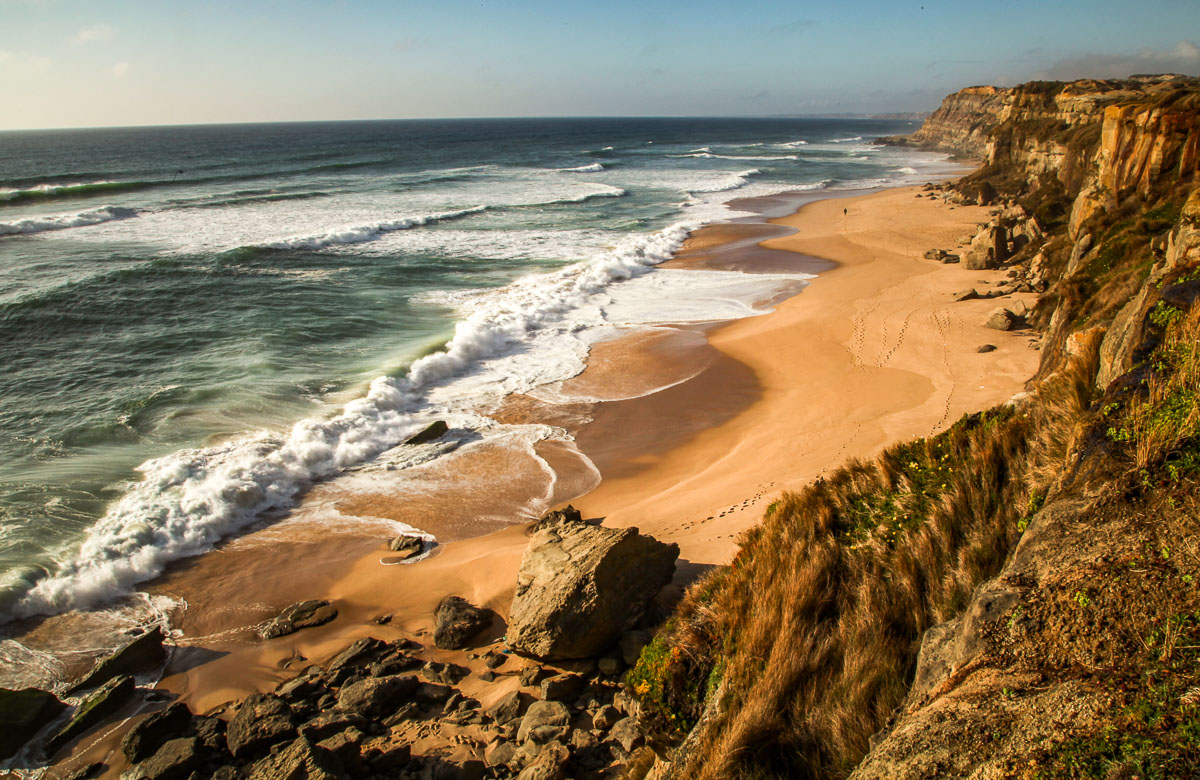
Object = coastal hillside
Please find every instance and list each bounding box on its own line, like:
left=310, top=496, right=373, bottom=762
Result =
left=627, top=75, right=1200, bottom=778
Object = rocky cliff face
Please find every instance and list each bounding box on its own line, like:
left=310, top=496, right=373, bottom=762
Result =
left=890, top=76, right=1199, bottom=198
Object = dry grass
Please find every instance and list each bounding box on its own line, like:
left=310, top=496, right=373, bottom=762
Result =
left=630, top=337, right=1106, bottom=780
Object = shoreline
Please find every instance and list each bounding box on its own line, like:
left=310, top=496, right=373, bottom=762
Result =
left=42, top=177, right=1042, bottom=775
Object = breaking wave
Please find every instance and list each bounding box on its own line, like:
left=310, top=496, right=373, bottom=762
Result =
left=0, top=213, right=714, bottom=621
left=0, top=206, right=139, bottom=236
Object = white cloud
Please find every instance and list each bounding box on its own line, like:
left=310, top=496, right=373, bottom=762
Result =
left=0, top=50, right=11, bottom=63
left=72, top=23, right=116, bottom=45
left=111, top=61, right=130, bottom=78
left=1039, top=39, right=1200, bottom=81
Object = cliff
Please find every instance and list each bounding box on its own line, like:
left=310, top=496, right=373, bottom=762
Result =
left=624, top=76, right=1200, bottom=779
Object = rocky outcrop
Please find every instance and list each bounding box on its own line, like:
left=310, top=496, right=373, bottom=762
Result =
left=507, top=508, right=679, bottom=660
left=258, top=600, right=338, bottom=640
left=46, top=675, right=136, bottom=757
left=68, top=626, right=168, bottom=693
left=115, top=627, right=643, bottom=779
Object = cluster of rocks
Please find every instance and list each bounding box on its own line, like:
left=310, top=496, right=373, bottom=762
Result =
left=0, top=626, right=171, bottom=765
left=34, top=506, right=678, bottom=779
left=112, top=631, right=652, bottom=780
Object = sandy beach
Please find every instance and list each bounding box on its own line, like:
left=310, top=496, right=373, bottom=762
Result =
left=50, top=182, right=1042, bottom=775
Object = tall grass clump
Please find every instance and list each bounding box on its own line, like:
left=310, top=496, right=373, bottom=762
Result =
left=628, top=333, right=1105, bottom=780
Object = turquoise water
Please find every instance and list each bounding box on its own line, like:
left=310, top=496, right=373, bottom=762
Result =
left=0, top=117, right=949, bottom=621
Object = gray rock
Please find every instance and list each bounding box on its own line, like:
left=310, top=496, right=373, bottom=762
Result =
left=68, top=627, right=167, bottom=694
left=485, top=738, right=518, bottom=767
left=405, top=420, right=449, bottom=445
left=193, top=715, right=225, bottom=752
left=570, top=728, right=598, bottom=750
left=316, top=727, right=364, bottom=774
left=539, top=673, right=584, bottom=701
left=508, top=511, right=678, bottom=660
left=527, top=724, right=565, bottom=745
left=0, top=687, right=66, bottom=760
left=249, top=736, right=348, bottom=780
left=123, top=737, right=203, bottom=780
left=258, top=600, right=338, bottom=640
left=325, top=637, right=386, bottom=671
left=597, top=656, right=624, bottom=676
left=952, top=288, right=979, bottom=302
left=388, top=535, right=424, bottom=558
left=516, top=740, right=569, bottom=780
left=336, top=674, right=417, bottom=718
left=610, top=716, right=644, bottom=753
left=940, top=253, right=961, bottom=264
left=486, top=690, right=525, bottom=725
left=46, top=675, right=136, bottom=757
left=964, top=250, right=995, bottom=270
left=1097, top=286, right=1152, bottom=388
left=225, top=693, right=295, bottom=759
left=519, top=665, right=550, bottom=687
left=298, top=711, right=367, bottom=742
left=1066, top=233, right=1094, bottom=276
left=591, top=704, right=620, bottom=732
left=516, top=700, right=570, bottom=744
left=434, top=595, right=495, bottom=650
left=984, top=307, right=1015, bottom=331
left=976, top=344, right=997, bottom=353
left=120, top=702, right=192, bottom=764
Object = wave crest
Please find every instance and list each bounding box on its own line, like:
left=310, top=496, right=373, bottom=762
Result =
left=0, top=206, right=139, bottom=237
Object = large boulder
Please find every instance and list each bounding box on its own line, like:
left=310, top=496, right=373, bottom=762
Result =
left=433, top=596, right=495, bottom=650
left=507, top=510, right=678, bottom=660
left=258, top=600, right=338, bottom=640
left=68, top=626, right=167, bottom=694
left=0, top=687, right=66, bottom=760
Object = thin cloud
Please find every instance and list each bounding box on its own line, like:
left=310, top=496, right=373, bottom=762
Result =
left=72, top=23, right=116, bottom=45
left=1038, top=40, right=1200, bottom=81
left=112, top=61, right=130, bottom=78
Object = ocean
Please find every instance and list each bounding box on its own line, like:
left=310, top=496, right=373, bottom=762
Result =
left=0, top=117, right=953, bottom=686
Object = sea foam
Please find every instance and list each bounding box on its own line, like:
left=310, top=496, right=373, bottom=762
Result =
left=0, top=208, right=728, bottom=621
left=0, top=206, right=138, bottom=236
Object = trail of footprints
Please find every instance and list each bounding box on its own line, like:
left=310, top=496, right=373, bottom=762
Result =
left=672, top=483, right=777, bottom=535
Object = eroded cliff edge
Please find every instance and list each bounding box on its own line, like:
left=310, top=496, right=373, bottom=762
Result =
left=625, top=75, right=1200, bottom=779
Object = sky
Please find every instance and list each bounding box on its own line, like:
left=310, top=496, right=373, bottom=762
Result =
left=1, top=0, right=1199, bottom=130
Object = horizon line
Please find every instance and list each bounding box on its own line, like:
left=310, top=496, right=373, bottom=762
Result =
left=0, top=112, right=930, bottom=135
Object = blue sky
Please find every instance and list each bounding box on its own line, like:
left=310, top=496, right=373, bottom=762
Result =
left=1, top=0, right=1198, bottom=129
